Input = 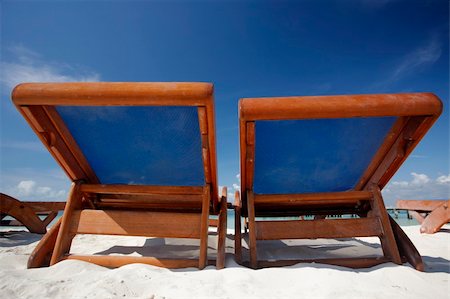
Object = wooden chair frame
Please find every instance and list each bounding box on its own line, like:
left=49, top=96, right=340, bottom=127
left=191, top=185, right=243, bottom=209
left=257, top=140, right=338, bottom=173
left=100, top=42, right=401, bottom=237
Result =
left=397, top=199, right=450, bottom=234
left=1, top=193, right=65, bottom=234
left=12, top=82, right=227, bottom=269
left=235, top=93, right=442, bottom=270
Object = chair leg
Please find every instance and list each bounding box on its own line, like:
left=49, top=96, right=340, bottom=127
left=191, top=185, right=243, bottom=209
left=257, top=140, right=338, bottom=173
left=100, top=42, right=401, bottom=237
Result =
left=216, top=191, right=228, bottom=269
left=234, top=191, right=242, bottom=264
left=247, top=190, right=258, bottom=269
left=28, top=217, right=62, bottom=268
left=199, top=185, right=211, bottom=269
left=50, top=182, right=83, bottom=265
left=370, top=185, right=402, bottom=265
left=389, top=216, right=424, bottom=271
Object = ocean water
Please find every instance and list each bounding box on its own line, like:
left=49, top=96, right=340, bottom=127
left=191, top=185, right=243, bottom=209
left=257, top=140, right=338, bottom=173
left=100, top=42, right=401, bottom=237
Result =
left=1, top=209, right=418, bottom=232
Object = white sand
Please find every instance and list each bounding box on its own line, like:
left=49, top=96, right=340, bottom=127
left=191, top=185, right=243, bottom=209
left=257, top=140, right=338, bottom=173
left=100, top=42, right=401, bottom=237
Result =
left=0, top=225, right=449, bottom=299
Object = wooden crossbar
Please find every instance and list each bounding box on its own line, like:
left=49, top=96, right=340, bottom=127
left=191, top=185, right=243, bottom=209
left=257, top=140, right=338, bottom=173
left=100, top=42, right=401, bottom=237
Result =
left=396, top=200, right=448, bottom=211
left=63, top=255, right=215, bottom=269
left=255, top=218, right=383, bottom=240
left=80, top=184, right=204, bottom=195
left=69, top=210, right=202, bottom=238
left=254, top=191, right=372, bottom=204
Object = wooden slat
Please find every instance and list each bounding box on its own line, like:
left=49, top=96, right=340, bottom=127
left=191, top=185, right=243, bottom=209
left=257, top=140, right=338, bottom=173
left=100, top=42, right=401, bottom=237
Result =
left=255, top=218, right=382, bottom=240
left=43, top=106, right=99, bottom=183
left=12, top=82, right=213, bottom=106
left=98, top=193, right=203, bottom=203
left=355, top=117, right=408, bottom=190
left=93, top=202, right=202, bottom=211
left=254, top=191, right=372, bottom=204
left=245, top=122, right=255, bottom=190
left=239, top=93, right=442, bottom=121
left=204, top=98, right=219, bottom=212
left=22, top=202, right=66, bottom=212
left=63, top=255, right=215, bottom=269
left=396, top=200, right=448, bottom=211
left=22, top=107, right=88, bottom=181
left=80, top=184, right=204, bottom=195
left=69, top=210, right=201, bottom=238
left=239, top=118, right=247, bottom=209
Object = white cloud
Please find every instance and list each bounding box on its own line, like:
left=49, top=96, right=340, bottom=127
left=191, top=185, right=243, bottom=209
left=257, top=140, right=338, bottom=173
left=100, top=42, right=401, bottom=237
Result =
left=373, top=36, right=442, bottom=89
left=436, top=175, right=450, bottom=185
left=390, top=37, right=441, bottom=82
left=383, top=172, right=450, bottom=206
left=0, top=44, right=100, bottom=93
left=17, top=180, right=36, bottom=196
left=10, top=180, right=67, bottom=201
left=1, top=168, right=70, bottom=201
left=236, top=174, right=241, bottom=182
left=232, top=183, right=240, bottom=190
left=410, top=172, right=430, bottom=186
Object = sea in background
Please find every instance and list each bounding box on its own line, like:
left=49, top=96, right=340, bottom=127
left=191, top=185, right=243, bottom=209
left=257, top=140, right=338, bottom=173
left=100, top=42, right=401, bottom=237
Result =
left=1, top=209, right=418, bottom=232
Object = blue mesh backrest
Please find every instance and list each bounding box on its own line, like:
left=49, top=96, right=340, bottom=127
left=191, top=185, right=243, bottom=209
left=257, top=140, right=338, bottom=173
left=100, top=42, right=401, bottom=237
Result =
left=56, top=106, right=205, bottom=186
left=254, top=117, right=397, bottom=194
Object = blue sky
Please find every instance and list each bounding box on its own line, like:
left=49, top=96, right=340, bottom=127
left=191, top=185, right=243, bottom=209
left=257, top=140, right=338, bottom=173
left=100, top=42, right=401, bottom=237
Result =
left=1, top=0, right=448, bottom=206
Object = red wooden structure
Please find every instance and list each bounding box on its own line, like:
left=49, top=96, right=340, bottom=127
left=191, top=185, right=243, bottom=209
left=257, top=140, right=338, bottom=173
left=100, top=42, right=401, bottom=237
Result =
left=235, top=93, right=442, bottom=271
left=12, top=82, right=227, bottom=269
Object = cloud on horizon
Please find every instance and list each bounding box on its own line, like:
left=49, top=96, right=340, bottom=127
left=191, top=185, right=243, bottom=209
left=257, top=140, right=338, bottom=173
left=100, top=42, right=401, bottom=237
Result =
left=383, top=172, right=450, bottom=206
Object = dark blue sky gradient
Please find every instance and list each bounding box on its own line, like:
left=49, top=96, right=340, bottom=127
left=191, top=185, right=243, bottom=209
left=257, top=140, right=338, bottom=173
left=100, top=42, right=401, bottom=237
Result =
left=1, top=0, right=448, bottom=202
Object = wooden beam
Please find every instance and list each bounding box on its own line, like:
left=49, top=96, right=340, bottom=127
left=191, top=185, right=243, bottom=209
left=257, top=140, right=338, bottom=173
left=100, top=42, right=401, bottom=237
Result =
left=254, top=191, right=372, bottom=204
left=255, top=218, right=382, bottom=240
left=0, top=193, right=47, bottom=234
left=198, top=184, right=211, bottom=269
left=216, top=186, right=228, bottom=269
left=21, top=202, right=66, bottom=212
left=245, top=122, right=255, bottom=191
left=43, top=106, right=99, bottom=183
left=69, top=210, right=202, bottom=238
left=239, top=93, right=442, bottom=121
left=12, top=82, right=213, bottom=106
left=28, top=218, right=62, bottom=268
left=63, top=254, right=215, bottom=269
left=234, top=191, right=242, bottom=264
left=370, top=185, right=402, bottom=264
left=247, top=190, right=258, bottom=268
left=50, top=182, right=83, bottom=265
left=396, top=200, right=448, bottom=211
left=80, top=184, right=204, bottom=195
left=355, top=117, right=408, bottom=190
left=389, top=216, right=424, bottom=271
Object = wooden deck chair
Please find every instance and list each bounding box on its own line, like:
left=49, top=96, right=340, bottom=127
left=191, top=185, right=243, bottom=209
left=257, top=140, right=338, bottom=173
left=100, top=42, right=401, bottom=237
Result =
left=0, top=193, right=65, bottom=234
left=12, top=82, right=227, bottom=270
left=397, top=199, right=450, bottom=234
left=235, top=93, right=442, bottom=271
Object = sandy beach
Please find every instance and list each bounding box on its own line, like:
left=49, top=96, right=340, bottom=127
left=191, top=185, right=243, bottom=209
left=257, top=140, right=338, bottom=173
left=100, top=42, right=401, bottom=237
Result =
left=0, top=225, right=448, bottom=299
